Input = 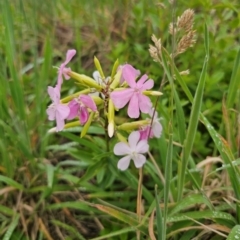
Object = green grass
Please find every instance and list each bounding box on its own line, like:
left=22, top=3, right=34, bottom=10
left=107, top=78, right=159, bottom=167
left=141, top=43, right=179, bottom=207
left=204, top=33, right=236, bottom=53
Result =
left=0, top=0, right=240, bottom=239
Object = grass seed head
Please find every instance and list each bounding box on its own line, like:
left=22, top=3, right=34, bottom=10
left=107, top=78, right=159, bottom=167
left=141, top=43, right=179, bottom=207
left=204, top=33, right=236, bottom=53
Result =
left=177, top=9, right=194, bottom=33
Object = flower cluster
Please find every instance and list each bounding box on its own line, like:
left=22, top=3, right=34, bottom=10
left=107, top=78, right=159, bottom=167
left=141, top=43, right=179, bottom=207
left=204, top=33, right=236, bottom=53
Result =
left=46, top=50, right=163, bottom=170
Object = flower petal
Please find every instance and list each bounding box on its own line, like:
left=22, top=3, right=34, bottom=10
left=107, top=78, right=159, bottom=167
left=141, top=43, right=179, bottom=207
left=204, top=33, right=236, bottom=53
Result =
left=93, top=70, right=103, bottom=85
left=67, top=100, right=79, bottom=120
left=141, top=79, right=154, bottom=90
left=152, top=121, right=162, bottom=138
left=80, top=95, right=97, bottom=111
left=136, top=74, right=148, bottom=88
left=117, top=155, right=131, bottom=171
left=62, top=67, right=71, bottom=80
left=48, top=86, right=60, bottom=103
left=110, top=89, right=133, bottom=109
left=79, top=106, right=89, bottom=125
left=56, top=104, right=70, bottom=120
left=114, top=142, right=131, bottom=155
left=64, top=49, right=76, bottom=65
left=139, top=95, right=152, bottom=114
left=128, top=131, right=140, bottom=150
left=132, top=154, right=146, bottom=168
left=139, top=127, right=153, bottom=140
left=128, top=93, right=140, bottom=118
left=122, top=64, right=139, bottom=88
left=55, top=118, right=65, bottom=132
left=136, top=140, right=149, bottom=154
left=46, top=106, right=55, bottom=121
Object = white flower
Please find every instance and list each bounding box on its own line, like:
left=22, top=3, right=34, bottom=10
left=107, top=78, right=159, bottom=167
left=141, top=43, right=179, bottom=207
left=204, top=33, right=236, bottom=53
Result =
left=113, top=131, right=149, bottom=171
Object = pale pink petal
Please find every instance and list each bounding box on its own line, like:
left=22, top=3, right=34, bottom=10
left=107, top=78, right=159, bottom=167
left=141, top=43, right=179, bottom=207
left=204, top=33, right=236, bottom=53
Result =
left=128, top=93, right=140, bottom=118
left=132, top=154, right=146, bottom=168
left=46, top=106, right=55, bottom=121
left=67, top=100, right=79, bottom=120
left=139, top=126, right=154, bottom=140
left=114, top=142, right=131, bottom=155
left=141, top=79, right=154, bottom=90
left=64, top=49, right=76, bottom=65
left=139, top=95, right=152, bottom=114
left=128, top=131, right=140, bottom=149
left=149, top=108, right=157, bottom=118
left=47, top=86, right=60, bottom=103
left=62, top=67, right=71, bottom=80
left=79, top=106, right=89, bottom=125
left=152, top=121, right=162, bottom=138
left=110, top=89, right=134, bottom=109
left=136, top=74, right=148, bottom=88
left=117, top=155, right=131, bottom=171
left=136, top=140, right=149, bottom=153
left=122, top=64, right=138, bottom=88
left=57, top=71, right=63, bottom=87
left=55, top=118, right=65, bottom=132
left=56, top=104, right=70, bottom=120
left=80, top=95, right=97, bottom=111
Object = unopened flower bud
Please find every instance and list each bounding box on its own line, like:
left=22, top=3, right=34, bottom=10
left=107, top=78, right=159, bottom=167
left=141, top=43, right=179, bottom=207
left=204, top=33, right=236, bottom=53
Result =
left=108, top=99, right=115, bottom=137
left=110, top=69, right=122, bottom=90
left=68, top=71, right=103, bottom=90
left=117, top=120, right=150, bottom=131
left=142, top=90, right=163, bottom=96
left=94, top=56, right=105, bottom=79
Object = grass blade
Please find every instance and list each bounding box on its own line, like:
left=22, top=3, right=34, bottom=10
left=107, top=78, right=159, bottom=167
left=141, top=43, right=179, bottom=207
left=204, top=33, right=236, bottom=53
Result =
left=178, top=24, right=209, bottom=200
left=3, top=214, right=20, bottom=240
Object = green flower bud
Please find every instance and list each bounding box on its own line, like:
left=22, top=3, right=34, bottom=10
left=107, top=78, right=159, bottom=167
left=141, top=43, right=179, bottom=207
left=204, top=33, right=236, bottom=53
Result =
left=94, top=56, right=105, bottom=79
left=142, top=90, right=163, bottom=96
left=117, top=120, right=150, bottom=131
left=108, top=99, right=115, bottom=137
left=68, top=71, right=102, bottom=90
left=81, top=111, right=95, bottom=138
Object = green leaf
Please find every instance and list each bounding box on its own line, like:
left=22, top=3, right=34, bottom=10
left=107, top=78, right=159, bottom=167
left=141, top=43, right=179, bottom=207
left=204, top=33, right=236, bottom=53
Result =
left=227, top=225, right=240, bottom=240
left=155, top=185, right=163, bottom=240
left=168, top=210, right=236, bottom=226
left=163, top=133, right=173, bottom=239
left=226, top=48, right=240, bottom=108
left=94, top=203, right=138, bottom=225
left=46, top=164, right=55, bottom=188
left=3, top=214, right=20, bottom=240
left=178, top=25, right=209, bottom=200
left=0, top=205, right=15, bottom=216
left=78, top=159, right=104, bottom=183
left=51, top=220, right=86, bottom=240
left=91, top=227, right=136, bottom=240
left=47, top=201, right=93, bottom=212
left=0, top=175, right=23, bottom=190
left=169, top=194, right=213, bottom=216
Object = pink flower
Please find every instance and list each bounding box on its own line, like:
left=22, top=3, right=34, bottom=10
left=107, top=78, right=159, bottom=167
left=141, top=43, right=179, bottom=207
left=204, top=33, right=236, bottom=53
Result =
left=139, top=108, right=163, bottom=140
left=57, top=49, right=76, bottom=88
left=118, top=64, right=140, bottom=84
left=67, top=95, right=97, bottom=125
left=114, top=131, right=149, bottom=171
left=46, top=86, right=70, bottom=132
left=110, top=64, right=153, bottom=118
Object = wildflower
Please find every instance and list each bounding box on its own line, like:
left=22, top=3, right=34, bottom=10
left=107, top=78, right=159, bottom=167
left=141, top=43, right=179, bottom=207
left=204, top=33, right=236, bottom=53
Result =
left=139, top=108, right=162, bottom=140
left=57, top=49, right=76, bottom=88
left=110, top=64, right=153, bottom=118
left=67, top=94, right=97, bottom=125
left=46, top=86, right=70, bottom=132
left=114, top=131, right=149, bottom=171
